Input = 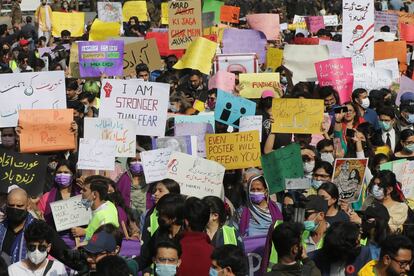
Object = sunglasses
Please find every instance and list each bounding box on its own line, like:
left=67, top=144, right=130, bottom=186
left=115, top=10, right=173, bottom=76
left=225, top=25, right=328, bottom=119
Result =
left=27, top=243, right=48, bottom=252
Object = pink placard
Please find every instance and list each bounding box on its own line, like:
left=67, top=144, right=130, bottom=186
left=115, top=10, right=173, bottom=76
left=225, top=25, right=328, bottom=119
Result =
left=305, top=16, right=325, bottom=33
left=208, top=70, right=236, bottom=92
left=246, top=13, right=280, bottom=41
left=315, top=58, right=354, bottom=104
left=401, top=23, right=414, bottom=44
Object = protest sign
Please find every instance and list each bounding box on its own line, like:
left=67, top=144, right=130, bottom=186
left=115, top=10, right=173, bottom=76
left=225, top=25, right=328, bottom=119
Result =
left=266, top=48, right=283, bottom=71
left=353, top=67, right=393, bottom=91
left=396, top=76, right=414, bottom=106
left=175, top=122, right=214, bottom=157
left=161, top=2, right=168, bottom=25
left=220, top=5, right=240, bottom=23
left=315, top=58, right=354, bottom=103
left=293, top=37, right=319, bottom=45
left=84, top=118, right=136, bottom=157
left=214, top=53, right=259, bottom=74
left=202, top=0, right=224, bottom=24
left=122, top=1, right=148, bottom=21
left=215, top=90, right=256, bottom=129
left=239, top=73, right=280, bottom=99
left=222, top=29, right=267, bottom=64
left=50, top=195, right=92, bottom=232
left=323, top=15, right=339, bottom=26
left=283, top=45, right=329, bottom=84
left=208, top=71, right=235, bottom=92
left=285, top=178, right=311, bottom=190
left=205, top=131, right=261, bottom=170
left=52, top=12, right=85, bottom=37
left=374, top=41, right=407, bottom=72
left=89, top=19, right=121, bottom=41
left=202, top=12, right=215, bottom=28
left=153, top=135, right=197, bottom=156
left=141, top=148, right=173, bottom=183
left=0, top=149, right=48, bottom=196
left=390, top=161, right=414, bottom=201
left=99, top=79, right=169, bottom=137
left=19, top=109, right=74, bottom=153
left=319, top=40, right=342, bottom=59
left=38, top=44, right=70, bottom=60
left=261, top=143, right=304, bottom=194
left=145, top=32, right=185, bottom=58
left=175, top=114, right=215, bottom=131
left=342, top=0, right=375, bottom=66
left=400, top=23, right=414, bottom=44
left=374, top=31, right=397, bottom=42
left=332, top=158, right=368, bottom=203
left=78, top=40, right=124, bottom=78
left=173, top=37, right=217, bottom=75
left=123, top=38, right=162, bottom=75
left=69, top=43, right=80, bottom=78
left=239, top=115, right=263, bottom=141
left=0, top=71, right=66, bottom=128
left=387, top=10, right=414, bottom=26
left=375, top=58, right=400, bottom=82
left=271, top=98, right=324, bottom=134
left=78, top=138, right=116, bottom=171
left=246, top=13, right=280, bottom=41
left=97, top=2, right=122, bottom=22
left=166, top=152, right=225, bottom=198
left=168, top=0, right=202, bottom=50
left=305, top=16, right=325, bottom=33
left=375, top=11, right=398, bottom=33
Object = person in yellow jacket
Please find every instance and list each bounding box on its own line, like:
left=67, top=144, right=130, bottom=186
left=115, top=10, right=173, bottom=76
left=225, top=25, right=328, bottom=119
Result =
left=34, top=0, right=53, bottom=43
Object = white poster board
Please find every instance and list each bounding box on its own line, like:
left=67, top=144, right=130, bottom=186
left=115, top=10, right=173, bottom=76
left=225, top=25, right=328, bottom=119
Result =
left=239, top=115, right=263, bottom=141
left=141, top=148, right=173, bottom=183
left=97, top=2, right=123, bottom=22
left=353, top=67, right=393, bottom=91
left=50, top=195, right=92, bottom=232
left=77, top=138, right=116, bottom=171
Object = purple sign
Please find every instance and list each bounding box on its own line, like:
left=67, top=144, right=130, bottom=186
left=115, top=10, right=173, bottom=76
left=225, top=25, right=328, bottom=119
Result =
left=222, top=29, right=267, bottom=64
left=78, top=40, right=124, bottom=78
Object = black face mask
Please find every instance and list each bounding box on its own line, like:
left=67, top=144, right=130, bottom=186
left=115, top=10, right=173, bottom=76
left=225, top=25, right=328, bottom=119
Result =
left=282, top=204, right=294, bottom=222
left=6, top=207, right=28, bottom=225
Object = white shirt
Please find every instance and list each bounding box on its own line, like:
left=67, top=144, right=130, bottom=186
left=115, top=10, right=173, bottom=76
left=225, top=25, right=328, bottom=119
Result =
left=8, top=259, right=67, bottom=276
left=381, top=128, right=396, bottom=152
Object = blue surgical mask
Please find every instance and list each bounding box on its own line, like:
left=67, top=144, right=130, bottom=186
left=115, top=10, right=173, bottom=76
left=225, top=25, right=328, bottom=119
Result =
left=405, top=144, right=414, bottom=153
left=379, top=121, right=392, bottom=132
left=311, top=179, right=323, bottom=189
left=209, top=268, right=220, bottom=276
left=81, top=198, right=92, bottom=210
left=304, top=220, right=318, bottom=232
left=155, top=263, right=177, bottom=276
left=408, top=114, right=414, bottom=124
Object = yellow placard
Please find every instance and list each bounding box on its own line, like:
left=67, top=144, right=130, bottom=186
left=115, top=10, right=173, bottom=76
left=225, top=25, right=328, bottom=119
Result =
left=267, top=48, right=283, bottom=71
left=239, top=73, right=280, bottom=99
left=52, top=12, right=85, bottom=37
left=161, top=2, right=168, bottom=25
left=89, top=19, right=121, bottom=41
left=173, top=37, right=217, bottom=75
left=271, top=98, right=324, bottom=134
left=205, top=131, right=261, bottom=170
left=203, top=25, right=230, bottom=44
left=122, top=1, right=148, bottom=22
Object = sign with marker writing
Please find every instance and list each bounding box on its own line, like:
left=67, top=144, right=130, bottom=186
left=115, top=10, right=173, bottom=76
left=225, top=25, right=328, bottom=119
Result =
left=99, top=79, right=169, bottom=137
left=19, top=109, right=75, bottom=153
left=84, top=118, right=137, bottom=157
left=208, top=71, right=235, bottom=92
left=50, top=195, right=92, bottom=232
left=175, top=122, right=213, bottom=157
left=168, top=0, right=202, bottom=50
left=77, top=138, right=116, bottom=171
left=122, top=1, right=148, bottom=21
left=206, top=131, right=261, bottom=170
left=220, top=5, right=240, bottom=23
left=153, top=135, right=197, bottom=156
left=239, top=73, right=280, bottom=99
left=353, top=67, right=393, bottom=91
left=271, top=98, right=324, bottom=134
left=141, top=148, right=173, bottom=183
left=123, top=38, right=162, bottom=76
left=239, top=116, right=263, bottom=141
left=0, top=71, right=66, bottom=128
left=166, top=151, right=225, bottom=198
left=374, top=11, right=398, bottom=33
left=0, top=149, right=48, bottom=196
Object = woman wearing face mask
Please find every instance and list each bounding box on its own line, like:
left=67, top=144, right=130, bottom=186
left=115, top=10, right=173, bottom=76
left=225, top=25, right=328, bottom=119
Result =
left=309, top=161, right=333, bottom=194
left=38, top=160, right=78, bottom=231
left=393, top=129, right=414, bottom=160
left=317, top=182, right=349, bottom=225
left=238, top=175, right=283, bottom=237
left=302, top=147, right=317, bottom=179
left=169, top=93, right=197, bottom=115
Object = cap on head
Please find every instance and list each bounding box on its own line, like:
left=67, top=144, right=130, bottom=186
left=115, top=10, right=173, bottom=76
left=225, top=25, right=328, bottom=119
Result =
left=19, top=39, right=29, bottom=47
left=401, top=92, right=414, bottom=103
left=261, top=90, right=275, bottom=99
left=83, top=231, right=116, bottom=254
left=364, top=202, right=390, bottom=222
left=305, top=195, right=328, bottom=214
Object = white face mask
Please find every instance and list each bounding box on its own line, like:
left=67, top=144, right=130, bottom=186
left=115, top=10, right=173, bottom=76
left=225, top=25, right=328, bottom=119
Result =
left=320, top=152, right=335, bottom=164
left=372, top=185, right=385, bottom=200
left=303, top=161, right=315, bottom=174
left=360, top=98, right=370, bottom=109
left=27, top=249, right=48, bottom=265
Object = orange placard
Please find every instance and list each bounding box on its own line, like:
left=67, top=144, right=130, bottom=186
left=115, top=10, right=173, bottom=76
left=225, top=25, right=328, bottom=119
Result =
left=19, top=109, right=75, bottom=153
left=374, top=41, right=407, bottom=72
left=220, top=5, right=240, bottom=24
left=401, top=23, right=414, bottom=43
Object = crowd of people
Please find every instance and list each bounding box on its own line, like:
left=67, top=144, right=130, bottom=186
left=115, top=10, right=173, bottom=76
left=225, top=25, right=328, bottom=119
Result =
left=1, top=0, right=414, bottom=276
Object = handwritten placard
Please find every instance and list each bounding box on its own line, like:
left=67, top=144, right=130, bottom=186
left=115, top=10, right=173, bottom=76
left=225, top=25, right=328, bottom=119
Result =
left=239, top=73, right=280, bottom=99
left=99, top=79, right=169, bottom=137
left=375, top=11, right=398, bottom=33
left=239, top=115, right=263, bottom=141
left=266, top=48, right=283, bottom=71
left=97, top=2, right=122, bottom=22
left=246, top=13, right=280, bottom=41
left=271, top=98, right=324, bottom=134
left=0, top=149, right=48, bottom=196
left=168, top=0, right=202, bottom=50
left=84, top=118, right=137, bottom=157
left=78, top=138, right=116, bottom=171
left=353, top=67, right=393, bottom=91
left=305, top=16, right=325, bottom=33
left=374, top=41, right=407, bottom=72
left=52, top=12, right=85, bottom=37
left=50, top=195, right=92, bottom=232
left=208, top=71, right=235, bottom=92
left=166, top=151, right=225, bottom=198
left=220, top=5, right=240, bottom=23
left=141, top=148, right=172, bottom=183
left=145, top=32, right=185, bottom=58
left=222, top=29, right=267, bottom=64
left=19, top=109, right=74, bottom=153
left=175, top=122, right=213, bottom=157
left=0, top=71, right=66, bottom=128
left=123, top=38, right=162, bottom=76
left=153, top=135, right=196, bottom=156
left=319, top=40, right=342, bottom=59
left=122, top=1, right=148, bottom=22
left=89, top=19, right=121, bottom=41
left=323, top=15, right=339, bottom=26
left=205, top=131, right=261, bottom=170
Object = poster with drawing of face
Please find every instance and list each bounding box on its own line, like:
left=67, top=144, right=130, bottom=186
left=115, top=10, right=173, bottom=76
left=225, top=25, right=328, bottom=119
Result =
left=332, top=158, right=368, bottom=203
left=153, top=136, right=194, bottom=155
left=97, top=2, right=122, bottom=23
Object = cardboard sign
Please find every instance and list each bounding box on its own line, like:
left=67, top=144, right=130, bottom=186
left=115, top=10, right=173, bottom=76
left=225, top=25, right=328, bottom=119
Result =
left=215, top=90, right=256, bottom=129
left=50, top=195, right=92, bottom=232
left=175, top=122, right=213, bottom=157
left=0, top=71, right=66, bottom=128
left=166, top=151, right=225, bottom=198
left=168, top=0, right=202, bottom=50
left=52, top=12, right=85, bottom=37
left=261, top=143, right=304, bottom=194
left=206, top=131, right=260, bottom=169
left=78, top=40, right=124, bottom=77
left=19, top=109, right=74, bottom=153
left=246, top=13, right=280, bottom=41
left=239, top=73, right=280, bottom=99
left=342, top=0, right=375, bottom=67
left=202, top=0, right=224, bottom=24
left=220, top=5, right=240, bottom=23
left=305, top=16, right=325, bottom=33
left=89, top=19, right=121, bottom=41
left=153, top=135, right=197, bottom=155
left=222, top=29, right=267, bottom=64
left=99, top=79, right=169, bottom=137
left=145, top=32, right=185, bottom=58
left=353, top=67, right=393, bottom=91
left=271, top=98, right=324, bottom=134
left=0, top=149, right=48, bottom=196
left=208, top=71, right=235, bottom=92
left=122, top=1, right=148, bottom=22
left=239, top=115, right=263, bottom=141
left=84, top=118, right=137, bottom=157
left=97, top=2, right=122, bottom=22
left=123, top=38, right=162, bottom=75
left=315, top=58, right=354, bottom=104
left=266, top=48, right=283, bottom=71
left=78, top=138, right=116, bottom=171
left=202, top=11, right=215, bottom=28
left=375, top=11, right=398, bottom=33
left=141, top=148, right=173, bottom=183
left=374, top=41, right=407, bottom=72
left=332, top=158, right=368, bottom=203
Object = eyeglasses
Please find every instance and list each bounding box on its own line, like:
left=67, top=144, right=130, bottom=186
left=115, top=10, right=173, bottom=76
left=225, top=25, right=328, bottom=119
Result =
left=27, top=243, right=48, bottom=252
left=391, top=257, right=413, bottom=269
